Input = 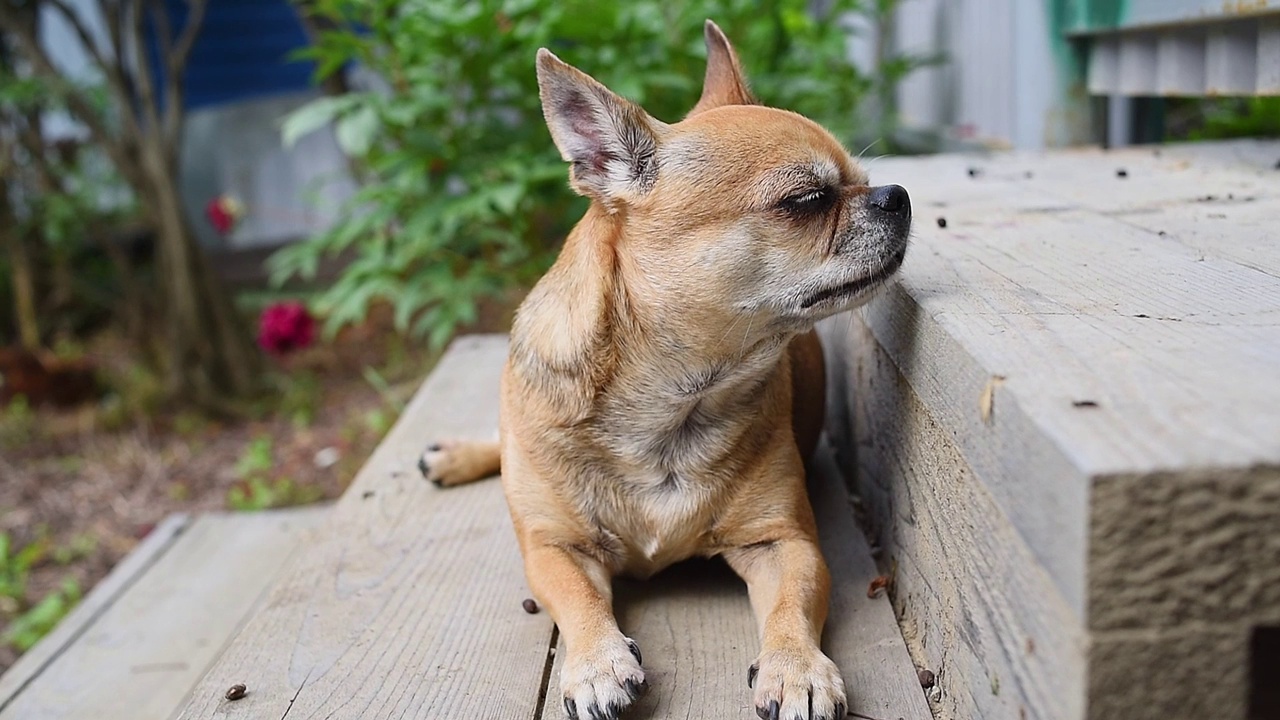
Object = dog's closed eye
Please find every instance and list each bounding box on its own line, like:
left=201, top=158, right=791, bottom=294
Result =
left=776, top=186, right=836, bottom=218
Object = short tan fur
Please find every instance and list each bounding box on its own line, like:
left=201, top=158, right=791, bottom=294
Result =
left=417, top=21, right=912, bottom=720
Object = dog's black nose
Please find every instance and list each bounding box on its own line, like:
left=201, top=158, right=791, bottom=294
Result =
left=868, top=184, right=911, bottom=217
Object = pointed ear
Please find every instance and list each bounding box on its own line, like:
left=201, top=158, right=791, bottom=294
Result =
left=688, top=20, right=758, bottom=117
left=536, top=49, right=664, bottom=206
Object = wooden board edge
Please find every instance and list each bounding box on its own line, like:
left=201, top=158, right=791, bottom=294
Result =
left=161, top=508, right=330, bottom=720
left=0, top=513, right=192, bottom=710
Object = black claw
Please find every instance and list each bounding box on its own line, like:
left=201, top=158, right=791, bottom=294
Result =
left=748, top=663, right=759, bottom=688
left=587, top=703, right=606, bottom=720
left=808, top=688, right=814, bottom=720
left=626, top=639, right=642, bottom=666
left=769, top=699, right=781, bottom=720
left=417, top=457, right=430, bottom=478
left=757, top=704, right=771, bottom=720
left=564, top=697, right=578, bottom=720
left=624, top=677, right=646, bottom=701
left=835, top=703, right=847, bottom=718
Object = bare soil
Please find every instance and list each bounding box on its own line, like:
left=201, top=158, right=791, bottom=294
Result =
left=0, top=318, right=441, bottom=673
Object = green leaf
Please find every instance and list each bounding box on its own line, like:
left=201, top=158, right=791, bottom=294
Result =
left=281, top=95, right=360, bottom=148
left=335, top=104, right=381, bottom=158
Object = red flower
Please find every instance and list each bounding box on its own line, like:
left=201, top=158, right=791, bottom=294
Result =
left=205, top=195, right=244, bottom=235
left=258, top=302, right=316, bottom=356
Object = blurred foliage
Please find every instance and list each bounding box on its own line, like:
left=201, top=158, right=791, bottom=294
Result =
left=273, top=0, right=925, bottom=347
left=0, top=54, right=140, bottom=347
left=226, top=435, right=326, bottom=511
left=0, top=532, right=87, bottom=652
left=3, top=578, right=81, bottom=652
left=1165, top=97, right=1280, bottom=142
left=0, top=394, right=37, bottom=447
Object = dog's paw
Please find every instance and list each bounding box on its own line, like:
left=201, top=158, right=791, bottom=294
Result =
left=416, top=441, right=475, bottom=488
left=560, top=635, right=646, bottom=720
left=748, top=644, right=846, bottom=720
left=417, top=442, right=455, bottom=487
left=416, top=440, right=500, bottom=488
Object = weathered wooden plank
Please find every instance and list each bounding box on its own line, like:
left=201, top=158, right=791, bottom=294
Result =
left=0, top=514, right=191, bottom=713
left=543, top=443, right=932, bottom=720
left=825, top=316, right=1087, bottom=720
left=830, top=140, right=1280, bottom=720
left=857, top=141, right=1280, bottom=613
left=0, top=509, right=325, bottom=720
left=173, top=335, right=557, bottom=720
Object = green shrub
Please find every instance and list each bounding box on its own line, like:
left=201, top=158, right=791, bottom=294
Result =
left=274, top=0, right=918, bottom=347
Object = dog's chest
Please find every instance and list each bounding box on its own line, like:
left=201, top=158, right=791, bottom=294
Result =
left=576, top=347, right=784, bottom=572
left=587, top=466, right=714, bottom=574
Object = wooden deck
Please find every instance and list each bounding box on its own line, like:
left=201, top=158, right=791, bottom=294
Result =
left=820, top=139, right=1280, bottom=720
left=168, top=335, right=930, bottom=720
left=0, top=509, right=325, bottom=720
left=14, top=139, right=1272, bottom=720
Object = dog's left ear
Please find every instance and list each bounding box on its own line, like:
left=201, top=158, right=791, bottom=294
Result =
left=688, top=20, right=758, bottom=116
left=536, top=49, right=665, bottom=208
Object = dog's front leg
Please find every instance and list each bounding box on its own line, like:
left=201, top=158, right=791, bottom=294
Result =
left=524, top=541, right=646, bottom=720
left=726, top=538, right=847, bottom=720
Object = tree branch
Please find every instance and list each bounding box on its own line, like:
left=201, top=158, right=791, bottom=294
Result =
left=0, top=3, right=144, bottom=189
left=156, top=0, right=207, bottom=150
left=124, top=0, right=162, bottom=141
left=43, top=0, right=107, bottom=69
left=169, top=0, right=205, bottom=73
left=48, top=0, right=148, bottom=140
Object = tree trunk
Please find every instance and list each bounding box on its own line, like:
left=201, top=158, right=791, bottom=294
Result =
left=142, top=144, right=259, bottom=403
left=0, top=177, right=41, bottom=350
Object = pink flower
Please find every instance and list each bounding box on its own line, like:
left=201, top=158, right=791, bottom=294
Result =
left=258, top=302, right=316, bottom=356
left=205, top=195, right=244, bottom=235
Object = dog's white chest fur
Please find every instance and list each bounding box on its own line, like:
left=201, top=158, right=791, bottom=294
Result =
left=583, top=337, right=787, bottom=573
left=628, top=471, right=713, bottom=564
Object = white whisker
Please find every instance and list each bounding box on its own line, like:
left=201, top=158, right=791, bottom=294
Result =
left=857, top=138, right=883, bottom=160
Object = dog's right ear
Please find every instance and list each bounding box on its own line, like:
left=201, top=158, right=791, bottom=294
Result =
left=536, top=49, right=665, bottom=208
left=688, top=20, right=757, bottom=116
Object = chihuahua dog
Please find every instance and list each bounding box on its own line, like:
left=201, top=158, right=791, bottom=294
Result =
left=418, top=21, right=911, bottom=720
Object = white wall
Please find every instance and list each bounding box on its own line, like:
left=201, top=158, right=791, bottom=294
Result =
left=875, top=0, right=1091, bottom=150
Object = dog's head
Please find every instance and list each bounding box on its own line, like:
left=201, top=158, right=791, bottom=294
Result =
left=536, top=21, right=910, bottom=333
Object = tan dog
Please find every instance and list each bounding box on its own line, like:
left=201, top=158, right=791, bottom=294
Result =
left=418, top=21, right=911, bottom=720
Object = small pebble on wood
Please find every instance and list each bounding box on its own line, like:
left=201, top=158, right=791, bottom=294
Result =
left=522, top=598, right=539, bottom=614
left=1116, top=169, right=1128, bottom=178
left=966, top=167, right=981, bottom=178
left=918, top=669, right=936, bottom=688
left=225, top=684, right=247, bottom=701
left=936, top=217, right=947, bottom=229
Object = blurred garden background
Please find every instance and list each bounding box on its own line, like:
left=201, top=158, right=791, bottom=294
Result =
left=0, top=0, right=1275, bottom=672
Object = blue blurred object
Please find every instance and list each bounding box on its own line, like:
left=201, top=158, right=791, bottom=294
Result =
left=145, top=0, right=317, bottom=111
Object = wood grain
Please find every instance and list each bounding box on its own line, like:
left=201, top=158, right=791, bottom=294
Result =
left=829, top=316, right=1086, bottom=720
left=172, top=335, right=558, bottom=720
left=0, top=510, right=325, bottom=720
left=855, top=139, right=1280, bottom=611
left=821, top=139, right=1280, bottom=720
left=543, top=443, right=932, bottom=720
left=0, top=514, right=191, bottom=713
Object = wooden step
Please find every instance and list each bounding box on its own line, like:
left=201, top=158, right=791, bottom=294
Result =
left=0, top=508, right=326, bottom=720
left=170, top=335, right=932, bottom=720
left=819, top=139, right=1280, bottom=720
